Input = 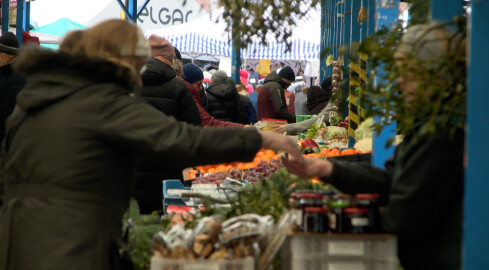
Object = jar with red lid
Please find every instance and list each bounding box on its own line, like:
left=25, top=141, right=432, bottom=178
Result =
left=344, top=208, right=370, bottom=234
left=296, top=193, right=323, bottom=232
left=355, top=193, right=380, bottom=233
left=304, top=207, right=329, bottom=233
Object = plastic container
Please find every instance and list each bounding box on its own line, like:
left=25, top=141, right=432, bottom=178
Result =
left=355, top=193, right=380, bottom=233
left=303, top=207, right=329, bottom=233
left=162, top=179, right=191, bottom=215
left=344, top=208, right=370, bottom=234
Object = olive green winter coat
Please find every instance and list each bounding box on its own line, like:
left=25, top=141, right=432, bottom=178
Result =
left=0, top=47, right=261, bottom=269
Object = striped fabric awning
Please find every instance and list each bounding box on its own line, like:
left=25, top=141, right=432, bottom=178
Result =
left=144, top=6, right=320, bottom=61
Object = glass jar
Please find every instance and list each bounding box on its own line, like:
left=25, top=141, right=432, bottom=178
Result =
left=344, top=208, right=370, bottom=234
left=355, top=193, right=380, bottom=233
left=304, top=207, right=329, bottom=233
left=329, top=199, right=350, bottom=233
left=289, top=193, right=302, bottom=232
left=297, top=193, right=323, bottom=232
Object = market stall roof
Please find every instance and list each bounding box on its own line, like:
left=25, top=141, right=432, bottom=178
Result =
left=144, top=6, right=320, bottom=61
left=31, top=18, right=87, bottom=49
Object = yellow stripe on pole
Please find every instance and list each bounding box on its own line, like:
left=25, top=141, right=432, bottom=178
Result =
left=348, top=53, right=368, bottom=137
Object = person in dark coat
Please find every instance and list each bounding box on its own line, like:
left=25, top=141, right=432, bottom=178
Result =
left=226, top=76, right=254, bottom=124
left=205, top=70, right=244, bottom=123
left=0, top=20, right=304, bottom=270
left=283, top=23, right=465, bottom=270
left=0, top=32, right=25, bottom=150
left=183, top=63, right=244, bottom=127
left=257, top=66, right=296, bottom=123
left=307, top=77, right=332, bottom=115
left=134, top=35, right=202, bottom=213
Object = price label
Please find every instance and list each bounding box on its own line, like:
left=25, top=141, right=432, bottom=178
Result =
left=328, top=241, right=365, bottom=256
left=184, top=262, right=219, bottom=270
left=329, top=262, right=365, bottom=270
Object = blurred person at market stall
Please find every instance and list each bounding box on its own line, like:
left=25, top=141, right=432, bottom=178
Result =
left=134, top=35, right=202, bottom=213
left=183, top=63, right=244, bottom=127
left=249, top=84, right=261, bottom=113
left=307, top=77, right=332, bottom=115
left=247, top=65, right=260, bottom=91
left=0, top=32, right=26, bottom=153
left=239, top=69, right=254, bottom=94
left=283, top=23, right=465, bottom=270
left=280, top=100, right=335, bottom=135
left=257, top=66, right=296, bottom=123
left=284, top=86, right=295, bottom=114
left=228, top=76, right=257, bottom=125
left=294, top=82, right=308, bottom=115
left=0, top=19, right=305, bottom=270
left=205, top=70, right=247, bottom=124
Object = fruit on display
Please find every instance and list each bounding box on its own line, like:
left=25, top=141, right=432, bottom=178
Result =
left=300, top=138, right=320, bottom=154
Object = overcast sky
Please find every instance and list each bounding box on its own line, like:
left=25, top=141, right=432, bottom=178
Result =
left=30, top=0, right=114, bottom=27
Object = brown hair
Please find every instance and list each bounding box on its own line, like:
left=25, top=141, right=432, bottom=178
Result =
left=60, top=20, right=140, bottom=60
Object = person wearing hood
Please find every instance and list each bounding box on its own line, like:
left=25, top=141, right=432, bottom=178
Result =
left=0, top=32, right=26, bottom=151
left=183, top=63, right=244, bottom=127
left=0, top=20, right=305, bottom=270
left=294, top=83, right=308, bottom=115
left=307, top=78, right=332, bottom=115
left=134, top=35, right=201, bottom=213
left=206, top=70, right=246, bottom=124
left=257, top=66, right=296, bottom=123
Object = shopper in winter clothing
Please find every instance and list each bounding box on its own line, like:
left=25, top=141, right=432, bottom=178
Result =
left=294, top=83, right=308, bottom=115
left=183, top=63, right=243, bottom=127
left=229, top=77, right=257, bottom=124
left=283, top=23, right=464, bottom=270
left=284, top=100, right=335, bottom=135
left=284, top=88, right=295, bottom=114
left=0, top=32, right=25, bottom=150
left=205, top=70, right=246, bottom=124
left=134, top=35, right=201, bottom=213
left=0, top=20, right=304, bottom=270
left=307, top=78, right=332, bottom=115
left=257, top=66, right=296, bottom=123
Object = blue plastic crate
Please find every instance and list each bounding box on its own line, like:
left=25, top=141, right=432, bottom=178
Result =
left=162, top=179, right=191, bottom=215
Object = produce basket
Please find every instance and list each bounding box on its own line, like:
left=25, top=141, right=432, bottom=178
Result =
left=150, top=257, right=254, bottom=270
left=280, top=233, right=399, bottom=270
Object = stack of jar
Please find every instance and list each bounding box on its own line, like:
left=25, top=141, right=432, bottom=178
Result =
left=289, top=191, right=381, bottom=234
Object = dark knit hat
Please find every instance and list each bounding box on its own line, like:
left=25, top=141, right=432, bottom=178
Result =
left=211, top=70, right=228, bottom=84
left=0, top=32, right=20, bottom=55
left=174, top=46, right=182, bottom=61
left=278, top=66, right=295, bottom=82
left=183, top=63, right=204, bottom=83
left=148, top=34, right=175, bottom=62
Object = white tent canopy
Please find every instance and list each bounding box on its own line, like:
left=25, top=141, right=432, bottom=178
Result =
left=144, top=7, right=320, bottom=61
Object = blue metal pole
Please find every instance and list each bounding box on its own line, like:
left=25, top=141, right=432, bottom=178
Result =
left=367, top=0, right=375, bottom=36
left=2, top=0, right=10, bottom=34
left=464, top=1, right=489, bottom=269
left=350, top=0, right=361, bottom=46
left=327, top=0, right=334, bottom=78
left=127, top=0, right=137, bottom=24
left=230, top=40, right=241, bottom=84
left=319, top=0, right=327, bottom=83
left=371, top=0, right=399, bottom=168
left=430, top=0, right=463, bottom=24
left=15, top=0, right=24, bottom=45
left=23, top=1, right=29, bottom=32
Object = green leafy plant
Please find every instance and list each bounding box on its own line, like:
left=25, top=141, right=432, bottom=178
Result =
left=342, top=17, right=467, bottom=146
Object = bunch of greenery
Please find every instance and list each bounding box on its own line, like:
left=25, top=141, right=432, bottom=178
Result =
left=345, top=17, right=466, bottom=145
left=216, top=0, right=320, bottom=50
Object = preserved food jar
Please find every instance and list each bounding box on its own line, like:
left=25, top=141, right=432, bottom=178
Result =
left=355, top=193, right=380, bottom=233
left=304, top=207, right=329, bottom=233
left=329, top=198, right=350, bottom=233
left=344, top=208, right=370, bottom=234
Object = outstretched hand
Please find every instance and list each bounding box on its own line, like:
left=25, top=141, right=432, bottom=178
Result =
left=259, top=130, right=304, bottom=165
left=281, top=157, right=333, bottom=179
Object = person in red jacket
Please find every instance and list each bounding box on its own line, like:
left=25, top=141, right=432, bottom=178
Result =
left=183, top=63, right=243, bottom=127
